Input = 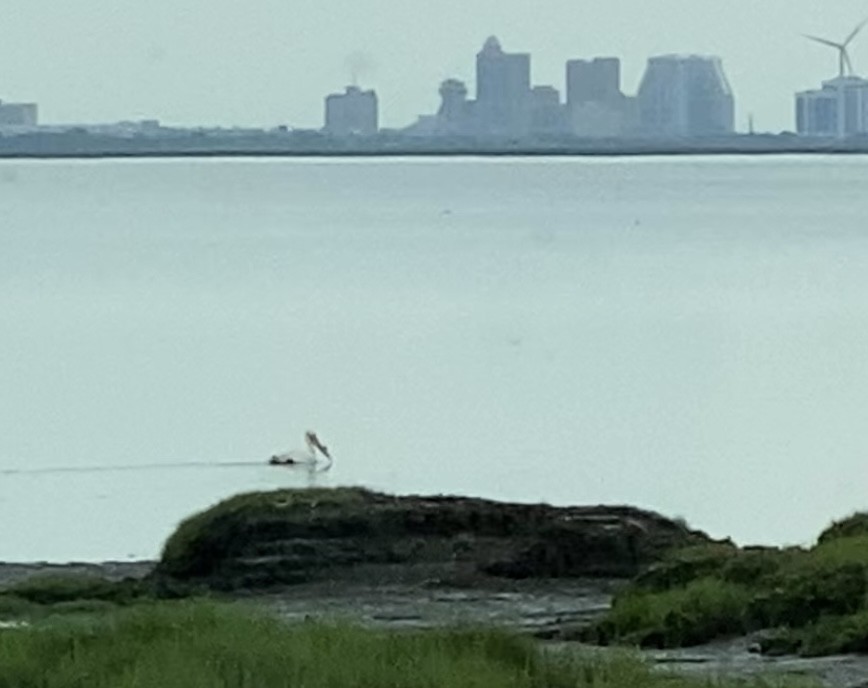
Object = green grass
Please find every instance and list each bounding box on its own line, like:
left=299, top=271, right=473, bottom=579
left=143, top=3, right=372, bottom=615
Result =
left=760, top=612, right=868, bottom=657
left=0, top=572, right=201, bottom=624
left=1, top=574, right=146, bottom=606
left=585, top=529, right=868, bottom=656
left=817, top=512, right=868, bottom=544
left=585, top=577, right=754, bottom=648
left=0, top=600, right=813, bottom=688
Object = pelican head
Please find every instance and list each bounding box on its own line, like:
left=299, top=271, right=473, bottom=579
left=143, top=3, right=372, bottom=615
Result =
left=305, top=431, right=331, bottom=460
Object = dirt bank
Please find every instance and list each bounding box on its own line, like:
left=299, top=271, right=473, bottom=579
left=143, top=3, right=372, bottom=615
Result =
left=156, top=487, right=710, bottom=591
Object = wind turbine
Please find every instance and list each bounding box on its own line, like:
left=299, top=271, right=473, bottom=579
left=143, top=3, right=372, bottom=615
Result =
left=804, top=18, right=868, bottom=78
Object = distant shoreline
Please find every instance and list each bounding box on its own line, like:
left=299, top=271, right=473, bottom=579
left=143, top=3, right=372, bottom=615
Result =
left=2, top=135, right=868, bottom=160
left=2, top=149, right=868, bottom=161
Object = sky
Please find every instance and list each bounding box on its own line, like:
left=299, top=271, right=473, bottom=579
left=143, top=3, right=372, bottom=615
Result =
left=2, top=0, right=868, bottom=132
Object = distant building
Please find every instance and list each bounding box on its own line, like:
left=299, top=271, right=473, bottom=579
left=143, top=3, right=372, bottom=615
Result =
left=566, top=58, right=621, bottom=106
left=436, top=79, right=474, bottom=134
left=0, top=100, right=38, bottom=127
left=637, top=55, right=735, bottom=137
left=796, top=76, right=868, bottom=137
left=475, top=36, right=531, bottom=136
left=402, top=79, right=474, bottom=137
left=531, top=86, right=564, bottom=134
left=405, top=37, right=539, bottom=138
left=324, top=86, right=378, bottom=136
left=565, top=57, right=637, bottom=138
left=568, top=100, right=638, bottom=138
left=406, top=38, right=730, bottom=142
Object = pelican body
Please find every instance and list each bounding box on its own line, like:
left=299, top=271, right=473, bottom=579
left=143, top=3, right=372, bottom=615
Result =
left=269, top=431, right=332, bottom=470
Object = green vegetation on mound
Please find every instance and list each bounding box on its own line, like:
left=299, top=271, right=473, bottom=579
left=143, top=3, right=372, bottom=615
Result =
left=817, top=512, right=868, bottom=545
left=160, top=487, right=372, bottom=581
left=0, top=600, right=810, bottom=688
left=157, top=487, right=708, bottom=590
left=583, top=517, right=868, bottom=656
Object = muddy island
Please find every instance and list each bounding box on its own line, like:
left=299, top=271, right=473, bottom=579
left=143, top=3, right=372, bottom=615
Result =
left=154, top=487, right=710, bottom=591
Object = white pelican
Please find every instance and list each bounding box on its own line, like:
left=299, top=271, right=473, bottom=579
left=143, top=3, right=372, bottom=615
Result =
left=269, top=431, right=332, bottom=470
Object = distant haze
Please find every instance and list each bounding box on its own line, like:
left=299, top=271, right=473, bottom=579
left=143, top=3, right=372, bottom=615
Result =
left=2, top=0, right=868, bottom=131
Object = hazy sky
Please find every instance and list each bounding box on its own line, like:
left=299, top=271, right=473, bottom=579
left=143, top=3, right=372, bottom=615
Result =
left=3, top=0, right=868, bottom=132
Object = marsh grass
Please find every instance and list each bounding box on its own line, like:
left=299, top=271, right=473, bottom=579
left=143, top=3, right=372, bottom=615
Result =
left=772, top=612, right=868, bottom=657
left=0, top=572, right=199, bottom=624
left=0, top=600, right=810, bottom=688
left=586, top=524, right=868, bottom=655
left=1, top=574, right=146, bottom=606
left=586, top=577, right=753, bottom=648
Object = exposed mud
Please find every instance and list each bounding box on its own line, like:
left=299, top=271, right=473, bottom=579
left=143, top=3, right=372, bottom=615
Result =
left=640, top=639, right=868, bottom=688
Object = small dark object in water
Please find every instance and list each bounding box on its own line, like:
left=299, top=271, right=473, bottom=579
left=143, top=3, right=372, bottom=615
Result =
left=269, top=456, right=298, bottom=466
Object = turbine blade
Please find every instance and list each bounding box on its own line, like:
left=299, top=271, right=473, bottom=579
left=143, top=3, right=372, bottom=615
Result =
left=845, top=52, right=854, bottom=75
left=844, top=17, right=868, bottom=46
left=804, top=34, right=844, bottom=49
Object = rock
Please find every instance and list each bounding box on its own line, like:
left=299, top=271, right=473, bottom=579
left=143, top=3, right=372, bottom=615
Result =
left=155, top=488, right=710, bottom=591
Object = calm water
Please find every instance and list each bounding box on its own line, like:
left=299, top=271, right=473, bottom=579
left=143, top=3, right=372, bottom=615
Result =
left=1, top=156, right=867, bottom=561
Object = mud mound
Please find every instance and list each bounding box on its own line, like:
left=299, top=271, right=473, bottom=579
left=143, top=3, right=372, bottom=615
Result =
left=156, top=488, right=710, bottom=591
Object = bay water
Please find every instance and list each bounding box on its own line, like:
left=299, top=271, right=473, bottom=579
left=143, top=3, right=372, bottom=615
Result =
left=1, top=156, right=867, bottom=561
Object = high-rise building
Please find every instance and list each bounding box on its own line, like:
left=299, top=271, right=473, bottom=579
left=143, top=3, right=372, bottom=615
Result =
left=637, top=55, right=735, bottom=137
left=796, top=76, right=868, bottom=137
left=475, top=36, right=531, bottom=136
left=323, top=86, right=378, bottom=136
left=564, top=57, right=637, bottom=138
left=566, top=58, right=621, bottom=106
left=530, top=86, right=563, bottom=134
left=436, top=79, right=473, bottom=134
left=0, top=100, right=38, bottom=127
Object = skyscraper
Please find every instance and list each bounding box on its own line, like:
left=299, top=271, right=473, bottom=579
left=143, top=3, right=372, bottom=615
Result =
left=475, top=36, right=531, bottom=136
left=436, top=79, right=473, bottom=134
left=323, top=86, right=378, bottom=136
left=566, top=58, right=621, bottom=106
left=637, top=55, right=735, bottom=137
left=796, top=76, right=868, bottom=137
left=531, top=86, right=563, bottom=134
left=564, top=57, right=637, bottom=138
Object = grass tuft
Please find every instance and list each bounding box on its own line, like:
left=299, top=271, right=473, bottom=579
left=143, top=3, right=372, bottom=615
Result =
left=586, top=577, right=753, bottom=648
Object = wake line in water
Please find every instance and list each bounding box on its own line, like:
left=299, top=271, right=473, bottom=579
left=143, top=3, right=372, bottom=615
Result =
left=0, top=460, right=265, bottom=476
left=1, top=433, right=335, bottom=476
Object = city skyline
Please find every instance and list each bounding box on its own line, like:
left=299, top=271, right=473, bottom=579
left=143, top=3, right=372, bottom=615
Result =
left=395, top=41, right=734, bottom=139
left=1, top=0, right=867, bottom=131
